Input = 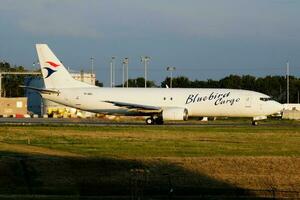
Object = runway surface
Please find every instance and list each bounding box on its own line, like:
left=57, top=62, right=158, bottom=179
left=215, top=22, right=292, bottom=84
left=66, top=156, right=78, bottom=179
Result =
left=0, top=117, right=296, bottom=127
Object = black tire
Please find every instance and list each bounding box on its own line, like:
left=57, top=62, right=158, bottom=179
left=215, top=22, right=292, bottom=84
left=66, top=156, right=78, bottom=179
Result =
left=146, top=117, right=154, bottom=125
left=252, top=121, right=258, bottom=126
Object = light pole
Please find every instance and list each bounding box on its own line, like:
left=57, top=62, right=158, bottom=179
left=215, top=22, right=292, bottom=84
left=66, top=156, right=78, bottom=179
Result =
left=122, top=60, right=125, bottom=88
left=110, top=57, right=116, bottom=87
left=123, top=58, right=129, bottom=88
left=141, top=56, right=150, bottom=88
left=166, top=66, right=176, bottom=88
left=110, top=60, right=113, bottom=87
left=90, top=57, right=94, bottom=74
left=287, top=61, right=289, bottom=104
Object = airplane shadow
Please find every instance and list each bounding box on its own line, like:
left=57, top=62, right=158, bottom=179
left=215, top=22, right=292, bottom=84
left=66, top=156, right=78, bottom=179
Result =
left=0, top=151, right=257, bottom=199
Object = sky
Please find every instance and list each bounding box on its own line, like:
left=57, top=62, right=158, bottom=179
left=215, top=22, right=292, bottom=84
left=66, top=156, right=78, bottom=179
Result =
left=0, top=0, right=300, bottom=86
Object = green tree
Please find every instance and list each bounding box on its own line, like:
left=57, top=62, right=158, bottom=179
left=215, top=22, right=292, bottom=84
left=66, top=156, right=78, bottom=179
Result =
left=241, top=75, right=256, bottom=90
left=1, top=61, right=27, bottom=97
left=161, top=76, right=191, bottom=88
left=219, top=75, right=242, bottom=89
left=126, top=77, right=156, bottom=88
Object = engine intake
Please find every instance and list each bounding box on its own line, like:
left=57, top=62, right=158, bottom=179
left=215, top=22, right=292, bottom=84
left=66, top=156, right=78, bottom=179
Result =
left=162, top=107, right=188, bottom=121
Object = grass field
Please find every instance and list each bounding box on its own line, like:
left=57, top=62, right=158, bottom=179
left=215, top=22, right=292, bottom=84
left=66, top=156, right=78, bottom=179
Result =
left=0, top=120, right=300, bottom=199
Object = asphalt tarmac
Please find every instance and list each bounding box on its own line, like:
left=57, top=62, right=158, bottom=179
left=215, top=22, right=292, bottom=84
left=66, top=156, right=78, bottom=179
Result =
left=0, top=117, right=147, bottom=126
left=0, top=117, right=295, bottom=127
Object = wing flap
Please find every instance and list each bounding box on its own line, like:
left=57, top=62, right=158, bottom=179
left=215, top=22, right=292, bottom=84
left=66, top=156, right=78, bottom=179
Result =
left=104, top=100, right=161, bottom=111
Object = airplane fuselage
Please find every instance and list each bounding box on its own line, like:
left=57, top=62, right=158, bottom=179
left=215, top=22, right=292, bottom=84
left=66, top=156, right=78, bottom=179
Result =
left=35, top=44, right=284, bottom=124
left=42, top=87, right=283, bottom=118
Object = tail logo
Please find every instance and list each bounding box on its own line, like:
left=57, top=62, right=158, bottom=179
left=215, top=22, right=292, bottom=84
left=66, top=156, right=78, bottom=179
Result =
left=44, top=61, right=60, bottom=78
left=46, top=61, right=60, bottom=68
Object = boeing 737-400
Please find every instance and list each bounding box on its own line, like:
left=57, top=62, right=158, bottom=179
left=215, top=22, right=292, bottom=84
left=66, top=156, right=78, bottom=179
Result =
left=25, top=44, right=283, bottom=125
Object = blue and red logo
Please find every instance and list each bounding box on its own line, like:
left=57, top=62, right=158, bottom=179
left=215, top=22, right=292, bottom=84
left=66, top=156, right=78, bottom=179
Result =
left=44, top=61, right=60, bottom=78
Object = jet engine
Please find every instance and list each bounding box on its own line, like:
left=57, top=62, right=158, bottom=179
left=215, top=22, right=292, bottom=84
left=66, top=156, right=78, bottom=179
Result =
left=162, top=107, right=188, bottom=121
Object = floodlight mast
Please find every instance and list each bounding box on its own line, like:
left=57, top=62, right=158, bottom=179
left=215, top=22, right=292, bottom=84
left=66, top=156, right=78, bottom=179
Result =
left=167, top=66, right=176, bottom=88
left=112, top=57, right=116, bottom=87
left=122, top=61, right=125, bottom=88
left=124, top=58, right=129, bottom=88
left=287, top=61, right=289, bottom=104
left=141, top=56, right=150, bottom=88
left=122, top=58, right=129, bottom=88
left=110, top=57, right=116, bottom=87
left=90, top=57, right=94, bottom=74
left=110, top=60, right=113, bottom=87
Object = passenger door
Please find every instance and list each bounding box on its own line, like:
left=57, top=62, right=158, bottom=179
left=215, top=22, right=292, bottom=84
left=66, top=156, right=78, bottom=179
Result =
left=245, top=96, right=252, bottom=108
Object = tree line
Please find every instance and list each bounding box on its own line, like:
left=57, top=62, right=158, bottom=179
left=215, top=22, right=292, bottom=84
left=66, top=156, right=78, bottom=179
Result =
left=1, top=61, right=297, bottom=103
left=0, top=61, right=28, bottom=97
left=162, top=75, right=299, bottom=103
left=121, top=75, right=296, bottom=104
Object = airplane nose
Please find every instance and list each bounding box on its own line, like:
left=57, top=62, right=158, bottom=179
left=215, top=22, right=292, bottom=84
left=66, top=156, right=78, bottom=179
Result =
left=273, top=101, right=284, bottom=114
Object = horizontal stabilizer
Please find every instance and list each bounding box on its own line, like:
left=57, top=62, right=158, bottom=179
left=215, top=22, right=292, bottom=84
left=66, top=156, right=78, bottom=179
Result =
left=19, top=85, right=60, bottom=95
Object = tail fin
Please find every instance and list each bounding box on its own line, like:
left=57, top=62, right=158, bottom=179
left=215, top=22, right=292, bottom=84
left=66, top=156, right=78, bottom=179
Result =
left=36, top=44, right=94, bottom=89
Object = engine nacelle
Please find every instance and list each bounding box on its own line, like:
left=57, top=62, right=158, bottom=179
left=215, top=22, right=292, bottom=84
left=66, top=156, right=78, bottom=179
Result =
left=162, top=107, right=188, bottom=121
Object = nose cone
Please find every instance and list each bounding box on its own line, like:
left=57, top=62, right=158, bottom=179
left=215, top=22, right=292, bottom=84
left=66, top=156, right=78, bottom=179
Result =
left=271, top=101, right=284, bottom=115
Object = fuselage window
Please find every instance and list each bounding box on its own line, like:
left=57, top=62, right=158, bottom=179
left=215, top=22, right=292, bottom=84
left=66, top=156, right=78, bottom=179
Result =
left=84, top=92, right=93, bottom=95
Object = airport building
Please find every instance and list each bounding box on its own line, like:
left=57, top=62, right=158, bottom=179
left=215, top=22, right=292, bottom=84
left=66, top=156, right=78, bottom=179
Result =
left=0, top=97, right=27, bottom=117
left=25, top=71, right=96, bottom=117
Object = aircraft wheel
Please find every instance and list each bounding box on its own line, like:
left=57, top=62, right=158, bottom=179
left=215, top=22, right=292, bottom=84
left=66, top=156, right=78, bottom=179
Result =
left=146, top=117, right=154, bottom=125
left=252, top=121, right=258, bottom=126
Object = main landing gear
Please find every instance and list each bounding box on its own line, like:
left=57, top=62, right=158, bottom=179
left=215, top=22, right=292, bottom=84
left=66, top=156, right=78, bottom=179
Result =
left=146, top=117, right=154, bottom=125
left=252, top=121, right=258, bottom=126
left=145, top=116, right=164, bottom=125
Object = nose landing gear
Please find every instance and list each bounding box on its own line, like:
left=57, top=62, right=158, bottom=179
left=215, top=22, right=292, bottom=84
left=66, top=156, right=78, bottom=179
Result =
left=252, top=116, right=266, bottom=126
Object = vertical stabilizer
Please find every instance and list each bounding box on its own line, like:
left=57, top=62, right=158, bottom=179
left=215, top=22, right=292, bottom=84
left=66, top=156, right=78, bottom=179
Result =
left=36, top=44, right=94, bottom=89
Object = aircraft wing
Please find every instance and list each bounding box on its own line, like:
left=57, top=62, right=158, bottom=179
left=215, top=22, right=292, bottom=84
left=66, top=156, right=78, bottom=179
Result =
left=19, top=85, right=60, bottom=95
left=104, top=100, right=161, bottom=112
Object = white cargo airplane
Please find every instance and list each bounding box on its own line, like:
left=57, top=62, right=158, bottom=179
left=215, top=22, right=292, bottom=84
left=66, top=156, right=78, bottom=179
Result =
left=26, top=44, right=283, bottom=125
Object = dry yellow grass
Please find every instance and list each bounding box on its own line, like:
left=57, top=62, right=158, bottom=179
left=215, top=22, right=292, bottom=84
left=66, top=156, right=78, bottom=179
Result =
left=161, top=157, right=300, bottom=191
left=0, top=124, right=299, bottom=197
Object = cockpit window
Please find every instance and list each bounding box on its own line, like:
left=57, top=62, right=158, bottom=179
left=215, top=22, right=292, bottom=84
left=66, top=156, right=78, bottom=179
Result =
left=260, top=97, right=273, bottom=101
